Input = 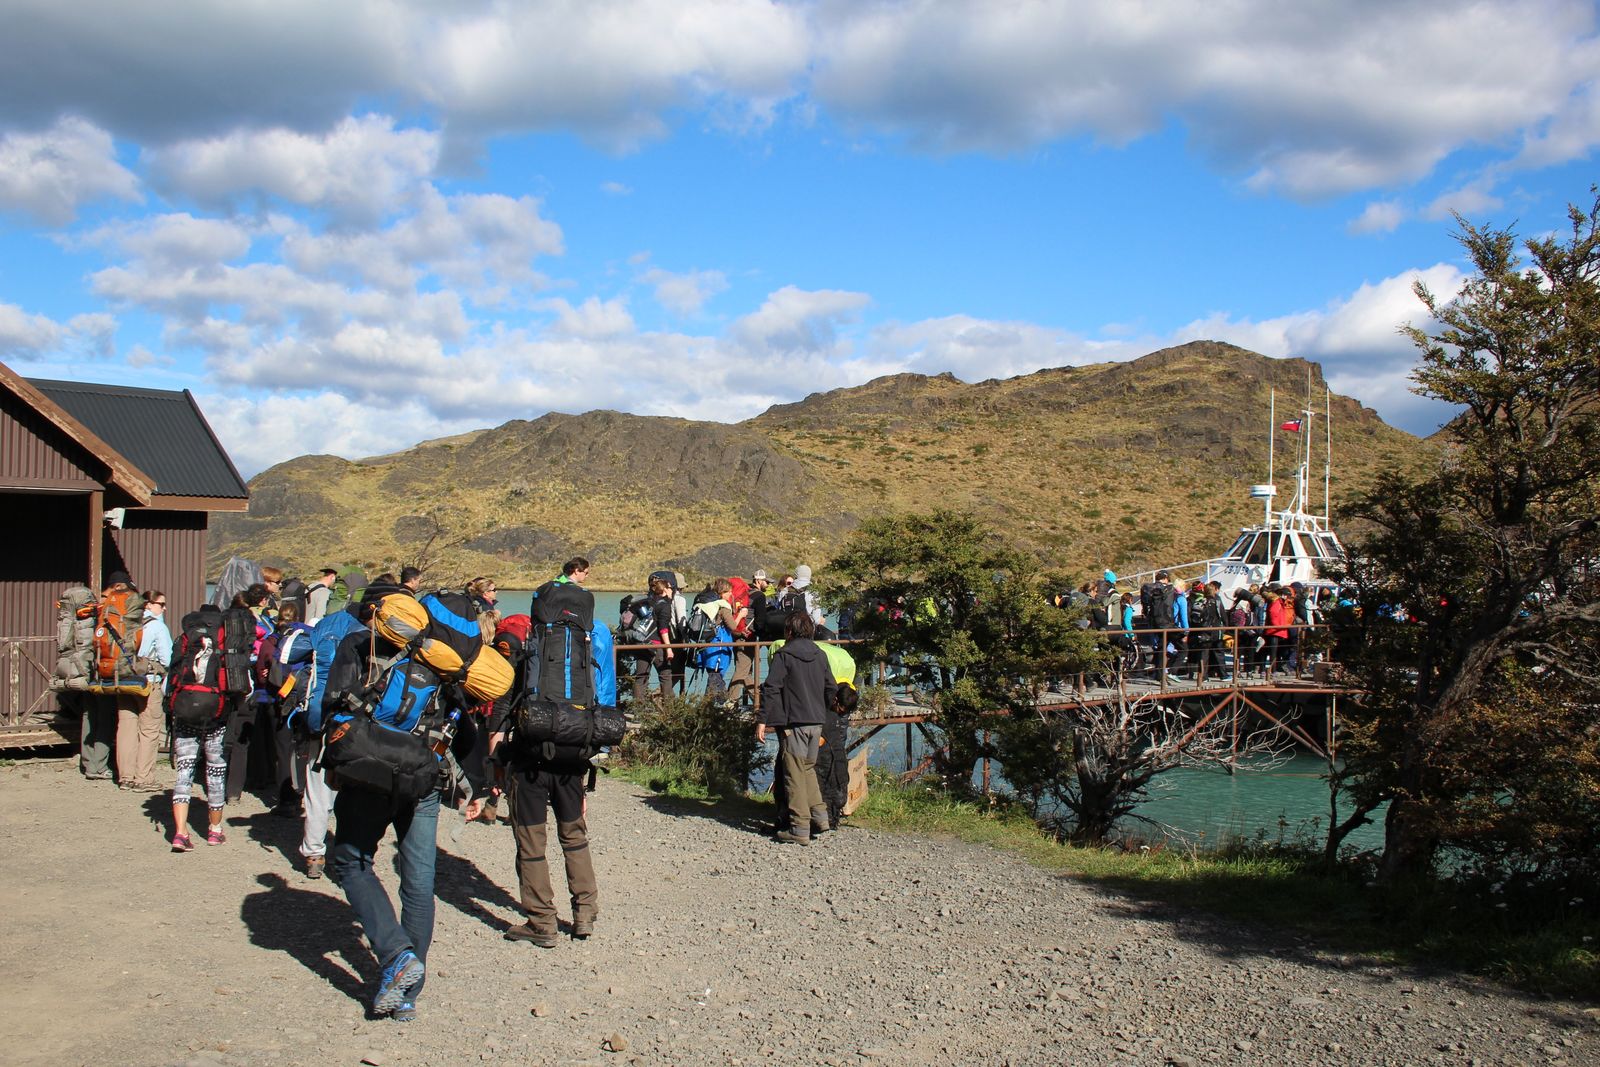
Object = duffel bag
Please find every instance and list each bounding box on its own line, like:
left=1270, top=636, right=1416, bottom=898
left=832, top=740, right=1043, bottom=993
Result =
left=321, top=712, right=440, bottom=801
left=515, top=698, right=626, bottom=752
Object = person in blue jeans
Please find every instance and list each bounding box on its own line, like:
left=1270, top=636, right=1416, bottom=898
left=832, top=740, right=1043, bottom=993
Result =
left=331, top=785, right=437, bottom=1020
left=323, top=606, right=445, bottom=1022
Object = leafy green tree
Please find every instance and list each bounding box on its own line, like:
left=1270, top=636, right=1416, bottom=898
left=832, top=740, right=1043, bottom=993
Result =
left=1329, top=191, right=1600, bottom=882
left=823, top=510, right=1104, bottom=791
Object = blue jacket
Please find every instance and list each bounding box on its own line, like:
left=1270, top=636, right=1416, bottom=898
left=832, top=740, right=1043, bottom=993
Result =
left=306, top=605, right=367, bottom=733
left=590, top=620, right=617, bottom=706
left=1171, top=591, right=1190, bottom=631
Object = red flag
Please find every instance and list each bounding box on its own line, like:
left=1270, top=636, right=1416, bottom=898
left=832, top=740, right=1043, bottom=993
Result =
left=1280, top=419, right=1302, bottom=432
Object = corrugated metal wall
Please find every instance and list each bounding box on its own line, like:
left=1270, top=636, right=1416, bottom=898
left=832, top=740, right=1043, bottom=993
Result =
left=0, top=492, right=92, bottom=717
left=110, top=509, right=210, bottom=617
left=1, top=388, right=100, bottom=488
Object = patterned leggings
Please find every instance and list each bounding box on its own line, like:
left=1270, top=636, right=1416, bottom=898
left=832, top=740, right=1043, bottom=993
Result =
left=173, top=726, right=227, bottom=810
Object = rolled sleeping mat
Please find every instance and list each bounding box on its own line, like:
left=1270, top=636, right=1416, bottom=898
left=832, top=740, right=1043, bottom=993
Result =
left=461, top=646, right=514, bottom=703
left=373, top=593, right=429, bottom=648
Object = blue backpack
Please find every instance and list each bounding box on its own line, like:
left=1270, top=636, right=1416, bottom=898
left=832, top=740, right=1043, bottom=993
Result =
left=321, top=654, right=445, bottom=801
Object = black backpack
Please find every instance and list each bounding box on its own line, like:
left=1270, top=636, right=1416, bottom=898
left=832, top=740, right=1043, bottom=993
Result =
left=520, top=620, right=595, bottom=706
left=279, top=577, right=309, bottom=620
left=219, top=606, right=257, bottom=695
left=168, top=608, right=228, bottom=728
left=620, top=595, right=657, bottom=645
left=683, top=588, right=719, bottom=644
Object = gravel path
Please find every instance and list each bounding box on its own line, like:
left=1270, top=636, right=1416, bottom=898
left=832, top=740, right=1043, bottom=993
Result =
left=2, top=757, right=1594, bottom=1066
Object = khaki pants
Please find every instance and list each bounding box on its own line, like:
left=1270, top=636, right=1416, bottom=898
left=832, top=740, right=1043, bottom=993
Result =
left=510, top=768, right=598, bottom=931
left=778, top=726, right=826, bottom=837
left=726, top=646, right=756, bottom=704
left=115, top=689, right=163, bottom=786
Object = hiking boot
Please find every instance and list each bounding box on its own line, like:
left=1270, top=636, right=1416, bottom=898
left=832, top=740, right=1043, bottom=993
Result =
left=374, top=950, right=425, bottom=1015
left=774, top=830, right=811, bottom=846
left=503, top=922, right=559, bottom=948
left=305, top=855, right=326, bottom=880
left=170, top=833, right=195, bottom=853
left=571, top=917, right=594, bottom=940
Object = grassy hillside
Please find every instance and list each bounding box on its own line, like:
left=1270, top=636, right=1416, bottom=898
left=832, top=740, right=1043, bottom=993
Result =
left=208, top=341, right=1435, bottom=589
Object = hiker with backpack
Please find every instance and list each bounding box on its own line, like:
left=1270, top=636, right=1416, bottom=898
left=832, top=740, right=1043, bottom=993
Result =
left=320, top=595, right=472, bottom=1023
left=306, top=569, right=337, bottom=625
left=481, top=559, right=620, bottom=948
left=166, top=604, right=234, bottom=850
left=722, top=576, right=757, bottom=709
left=1190, top=581, right=1230, bottom=682
left=115, top=590, right=171, bottom=792
left=83, top=571, right=143, bottom=782
left=684, top=579, right=736, bottom=702
left=628, top=575, right=678, bottom=704
left=262, top=602, right=316, bottom=818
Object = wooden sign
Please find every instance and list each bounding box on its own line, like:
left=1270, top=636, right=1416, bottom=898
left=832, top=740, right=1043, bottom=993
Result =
left=843, top=750, right=869, bottom=815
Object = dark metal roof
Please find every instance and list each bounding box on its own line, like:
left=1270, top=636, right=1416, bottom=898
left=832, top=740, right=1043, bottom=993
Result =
left=27, top=379, right=249, bottom=500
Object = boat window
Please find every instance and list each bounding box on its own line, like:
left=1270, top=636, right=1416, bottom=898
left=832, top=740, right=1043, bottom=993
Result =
left=1286, top=532, right=1307, bottom=559
left=1225, top=534, right=1251, bottom=559
left=1317, top=535, right=1342, bottom=559
left=1244, top=535, right=1269, bottom=564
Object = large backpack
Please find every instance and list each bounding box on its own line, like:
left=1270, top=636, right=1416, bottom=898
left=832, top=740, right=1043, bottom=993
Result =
left=492, top=614, right=534, bottom=664
left=773, top=586, right=806, bottom=624
left=521, top=620, right=595, bottom=706
left=418, top=591, right=483, bottom=664
left=619, top=595, right=658, bottom=645
left=219, top=606, right=258, bottom=695
left=53, top=585, right=97, bottom=681
left=533, top=579, right=593, bottom=628
left=278, top=576, right=309, bottom=620
left=167, top=608, right=229, bottom=729
left=94, top=589, right=147, bottom=681
left=683, top=589, right=720, bottom=644
left=321, top=654, right=446, bottom=801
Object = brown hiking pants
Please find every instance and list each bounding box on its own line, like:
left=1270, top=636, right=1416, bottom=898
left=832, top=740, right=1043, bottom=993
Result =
left=778, top=725, right=827, bottom=837
left=510, top=767, right=598, bottom=931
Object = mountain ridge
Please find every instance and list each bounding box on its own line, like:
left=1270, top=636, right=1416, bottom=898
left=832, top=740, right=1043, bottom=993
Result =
left=209, top=341, right=1433, bottom=588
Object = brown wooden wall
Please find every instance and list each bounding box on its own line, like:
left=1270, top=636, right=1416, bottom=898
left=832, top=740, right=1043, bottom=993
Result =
left=2, top=494, right=209, bottom=721
left=109, top=509, right=210, bottom=617
left=1, top=386, right=99, bottom=489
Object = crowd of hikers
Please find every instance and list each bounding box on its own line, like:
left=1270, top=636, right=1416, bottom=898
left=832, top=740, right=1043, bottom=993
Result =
left=54, top=553, right=1323, bottom=1020
left=54, top=556, right=857, bottom=1021
left=1057, top=568, right=1320, bottom=682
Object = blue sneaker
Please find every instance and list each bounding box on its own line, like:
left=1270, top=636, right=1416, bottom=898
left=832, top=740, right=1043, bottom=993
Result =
left=391, top=1000, right=417, bottom=1023
left=373, top=950, right=424, bottom=1015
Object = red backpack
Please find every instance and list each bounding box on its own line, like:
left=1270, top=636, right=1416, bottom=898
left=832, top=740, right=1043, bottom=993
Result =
left=492, top=614, right=535, bottom=663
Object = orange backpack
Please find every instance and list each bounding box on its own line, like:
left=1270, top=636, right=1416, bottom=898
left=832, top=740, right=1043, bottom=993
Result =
left=94, top=589, right=147, bottom=680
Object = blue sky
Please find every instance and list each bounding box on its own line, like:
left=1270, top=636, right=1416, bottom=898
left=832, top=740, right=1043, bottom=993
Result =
left=1, top=1, right=1596, bottom=475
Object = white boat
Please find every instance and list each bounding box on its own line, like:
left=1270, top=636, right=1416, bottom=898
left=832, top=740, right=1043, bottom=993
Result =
left=1121, top=387, right=1345, bottom=605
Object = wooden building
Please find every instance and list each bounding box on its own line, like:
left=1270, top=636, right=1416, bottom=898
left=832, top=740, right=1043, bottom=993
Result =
left=0, top=361, right=248, bottom=745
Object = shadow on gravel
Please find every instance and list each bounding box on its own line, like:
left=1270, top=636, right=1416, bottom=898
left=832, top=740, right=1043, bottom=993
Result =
left=235, top=808, right=308, bottom=869
left=639, top=791, right=773, bottom=836
left=241, top=872, right=369, bottom=1006
left=433, top=848, right=522, bottom=934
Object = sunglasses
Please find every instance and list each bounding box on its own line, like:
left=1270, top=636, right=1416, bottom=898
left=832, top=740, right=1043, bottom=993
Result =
left=151, top=601, right=167, bottom=607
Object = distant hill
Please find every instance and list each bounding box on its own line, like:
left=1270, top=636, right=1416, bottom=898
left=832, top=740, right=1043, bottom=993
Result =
left=208, top=341, right=1435, bottom=589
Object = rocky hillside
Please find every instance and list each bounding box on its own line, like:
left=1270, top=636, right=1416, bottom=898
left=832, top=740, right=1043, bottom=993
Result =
left=209, top=341, right=1435, bottom=589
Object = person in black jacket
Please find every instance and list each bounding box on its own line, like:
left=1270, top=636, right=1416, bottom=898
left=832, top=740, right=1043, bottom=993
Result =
left=757, top=612, right=837, bottom=845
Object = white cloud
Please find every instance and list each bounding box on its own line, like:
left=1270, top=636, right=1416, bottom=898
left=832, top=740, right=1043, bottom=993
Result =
left=0, top=302, right=119, bottom=361
left=1424, top=184, right=1505, bottom=221
left=601, top=181, right=633, bottom=196
left=85, top=212, right=254, bottom=269
left=812, top=0, right=1600, bottom=197
left=0, top=302, right=65, bottom=356
left=1348, top=200, right=1405, bottom=235
left=145, top=115, right=439, bottom=225
left=546, top=296, right=636, bottom=340
left=641, top=267, right=728, bottom=316
left=869, top=315, right=1110, bottom=382
left=0, top=117, right=141, bottom=224
left=731, top=285, right=870, bottom=353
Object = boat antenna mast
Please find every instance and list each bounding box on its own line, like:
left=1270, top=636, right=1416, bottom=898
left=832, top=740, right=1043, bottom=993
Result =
left=1323, top=386, right=1332, bottom=521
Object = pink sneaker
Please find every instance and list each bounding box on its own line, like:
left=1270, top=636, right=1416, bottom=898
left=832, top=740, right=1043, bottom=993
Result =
left=171, top=833, right=195, bottom=853
left=206, top=828, right=227, bottom=846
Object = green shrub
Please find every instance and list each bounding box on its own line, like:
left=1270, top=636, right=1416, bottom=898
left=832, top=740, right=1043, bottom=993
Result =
left=617, top=695, right=769, bottom=798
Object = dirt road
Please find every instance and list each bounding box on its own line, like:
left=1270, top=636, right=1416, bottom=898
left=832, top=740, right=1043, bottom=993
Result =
left=1, top=757, right=1593, bottom=1066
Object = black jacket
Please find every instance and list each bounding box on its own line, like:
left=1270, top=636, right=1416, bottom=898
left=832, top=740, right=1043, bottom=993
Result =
left=758, top=638, right=835, bottom=728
